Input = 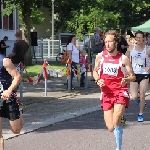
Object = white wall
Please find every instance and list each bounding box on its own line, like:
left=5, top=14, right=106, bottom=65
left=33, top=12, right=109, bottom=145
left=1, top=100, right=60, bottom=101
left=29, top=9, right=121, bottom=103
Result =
left=5, top=40, right=16, bottom=56
left=0, top=30, right=16, bottom=41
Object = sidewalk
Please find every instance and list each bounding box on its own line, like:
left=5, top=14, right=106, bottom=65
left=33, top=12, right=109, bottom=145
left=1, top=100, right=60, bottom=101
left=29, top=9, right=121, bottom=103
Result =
left=3, top=75, right=150, bottom=140
left=3, top=74, right=101, bottom=140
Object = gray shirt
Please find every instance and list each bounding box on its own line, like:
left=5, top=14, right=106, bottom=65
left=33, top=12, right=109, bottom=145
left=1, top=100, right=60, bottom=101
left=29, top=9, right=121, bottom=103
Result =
left=91, top=33, right=103, bottom=54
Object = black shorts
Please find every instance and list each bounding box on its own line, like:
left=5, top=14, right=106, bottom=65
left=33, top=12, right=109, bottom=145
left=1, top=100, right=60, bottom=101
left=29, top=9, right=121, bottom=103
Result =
left=133, top=74, right=149, bottom=84
left=0, top=93, right=20, bottom=121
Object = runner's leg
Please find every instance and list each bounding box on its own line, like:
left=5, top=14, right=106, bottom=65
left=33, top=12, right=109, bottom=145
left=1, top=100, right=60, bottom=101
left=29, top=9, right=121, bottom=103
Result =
left=7, top=95, right=24, bottom=134
left=104, top=108, right=114, bottom=132
left=130, top=82, right=139, bottom=100
left=139, top=78, right=148, bottom=113
left=113, top=104, right=125, bottom=150
left=10, top=118, right=23, bottom=134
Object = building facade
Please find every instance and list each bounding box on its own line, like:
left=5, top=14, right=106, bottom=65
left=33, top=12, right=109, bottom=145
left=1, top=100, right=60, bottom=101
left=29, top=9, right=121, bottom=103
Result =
left=0, top=2, right=19, bottom=40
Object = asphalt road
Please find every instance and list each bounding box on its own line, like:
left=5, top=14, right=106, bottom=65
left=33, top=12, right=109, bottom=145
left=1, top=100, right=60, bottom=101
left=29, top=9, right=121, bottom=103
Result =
left=5, top=96, right=150, bottom=150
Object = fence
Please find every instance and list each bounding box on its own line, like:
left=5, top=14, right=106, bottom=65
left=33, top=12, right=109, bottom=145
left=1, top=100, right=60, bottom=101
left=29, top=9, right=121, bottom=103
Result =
left=33, top=39, right=84, bottom=58
left=5, top=39, right=84, bottom=59
left=33, top=39, right=59, bottom=58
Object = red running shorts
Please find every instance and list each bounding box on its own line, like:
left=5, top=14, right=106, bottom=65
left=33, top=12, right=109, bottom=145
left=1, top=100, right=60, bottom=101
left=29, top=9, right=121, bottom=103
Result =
left=100, top=91, right=130, bottom=111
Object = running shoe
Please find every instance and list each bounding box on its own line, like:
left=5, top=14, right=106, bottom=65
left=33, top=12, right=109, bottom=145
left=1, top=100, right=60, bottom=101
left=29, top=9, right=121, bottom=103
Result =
left=121, top=116, right=126, bottom=126
left=138, top=115, right=143, bottom=122
left=135, top=99, right=140, bottom=105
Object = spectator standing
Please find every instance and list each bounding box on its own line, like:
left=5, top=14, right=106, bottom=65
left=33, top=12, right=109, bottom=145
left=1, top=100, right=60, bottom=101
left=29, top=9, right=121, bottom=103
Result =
left=90, top=27, right=103, bottom=80
left=118, top=29, right=129, bottom=54
left=0, top=36, right=9, bottom=56
left=8, top=30, right=29, bottom=66
left=67, top=35, right=79, bottom=90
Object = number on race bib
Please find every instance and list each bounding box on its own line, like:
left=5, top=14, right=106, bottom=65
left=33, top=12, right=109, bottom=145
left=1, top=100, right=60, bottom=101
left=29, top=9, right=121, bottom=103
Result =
left=103, top=63, right=119, bottom=76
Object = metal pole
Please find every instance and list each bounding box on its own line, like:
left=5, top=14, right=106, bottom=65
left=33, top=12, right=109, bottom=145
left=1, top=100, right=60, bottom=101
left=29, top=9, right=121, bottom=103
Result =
left=45, top=78, right=47, bottom=96
left=41, top=38, right=43, bottom=59
left=48, top=39, right=50, bottom=58
left=19, top=63, right=24, bottom=101
left=85, top=71, right=88, bottom=88
left=68, top=64, right=71, bottom=93
left=52, top=0, right=54, bottom=58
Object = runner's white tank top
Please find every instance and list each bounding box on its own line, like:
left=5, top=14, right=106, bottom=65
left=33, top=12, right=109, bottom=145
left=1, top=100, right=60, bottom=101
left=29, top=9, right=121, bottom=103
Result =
left=130, top=45, right=148, bottom=74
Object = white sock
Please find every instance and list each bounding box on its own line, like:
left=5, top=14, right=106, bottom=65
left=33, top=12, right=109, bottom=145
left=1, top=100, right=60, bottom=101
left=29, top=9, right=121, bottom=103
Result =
left=139, top=113, right=143, bottom=115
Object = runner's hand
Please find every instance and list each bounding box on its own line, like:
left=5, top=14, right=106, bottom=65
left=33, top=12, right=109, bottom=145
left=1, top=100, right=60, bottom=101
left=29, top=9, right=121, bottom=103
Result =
left=121, top=78, right=127, bottom=87
left=96, top=79, right=105, bottom=87
left=1, top=90, right=12, bottom=100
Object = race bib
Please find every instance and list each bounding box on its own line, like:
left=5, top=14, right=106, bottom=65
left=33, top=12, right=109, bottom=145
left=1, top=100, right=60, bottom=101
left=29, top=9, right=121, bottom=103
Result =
left=133, top=57, right=145, bottom=70
left=103, top=63, right=119, bottom=76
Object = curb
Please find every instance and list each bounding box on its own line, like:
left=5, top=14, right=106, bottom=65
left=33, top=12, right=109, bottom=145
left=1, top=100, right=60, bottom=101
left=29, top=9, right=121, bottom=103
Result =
left=4, top=105, right=101, bottom=140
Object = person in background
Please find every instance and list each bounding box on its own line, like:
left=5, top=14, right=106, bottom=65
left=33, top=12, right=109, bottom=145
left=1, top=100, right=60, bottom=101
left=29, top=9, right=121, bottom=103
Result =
left=118, top=29, right=129, bottom=54
left=99, top=31, right=105, bottom=50
left=80, top=50, right=86, bottom=87
left=126, top=30, right=150, bottom=122
left=67, top=35, right=79, bottom=90
left=0, top=36, right=9, bottom=56
left=90, top=27, right=103, bottom=81
left=8, top=30, right=28, bottom=66
left=146, top=32, right=150, bottom=46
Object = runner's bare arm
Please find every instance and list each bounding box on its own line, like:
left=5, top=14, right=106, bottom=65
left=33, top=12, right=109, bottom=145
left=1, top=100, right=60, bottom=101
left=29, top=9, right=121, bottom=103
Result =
left=93, top=53, right=102, bottom=81
left=146, top=47, right=150, bottom=57
left=3, top=58, right=22, bottom=92
left=122, top=55, right=136, bottom=82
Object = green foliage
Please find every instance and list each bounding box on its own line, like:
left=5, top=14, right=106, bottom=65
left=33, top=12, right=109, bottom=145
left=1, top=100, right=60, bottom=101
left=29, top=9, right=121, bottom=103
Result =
left=31, top=8, right=45, bottom=25
left=3, top=0, right=150, bottom=42
left=53, top=0, right=150, bottom=40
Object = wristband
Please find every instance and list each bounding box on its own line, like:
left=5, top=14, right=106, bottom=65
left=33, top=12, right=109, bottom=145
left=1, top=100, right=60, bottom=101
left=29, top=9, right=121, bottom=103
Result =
left=95, top=79, right=99, bottom=84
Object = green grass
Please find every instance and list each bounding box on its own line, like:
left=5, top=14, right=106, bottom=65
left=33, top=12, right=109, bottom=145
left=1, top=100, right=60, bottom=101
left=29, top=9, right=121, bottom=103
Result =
left=23, top=63, right=66, bottom=81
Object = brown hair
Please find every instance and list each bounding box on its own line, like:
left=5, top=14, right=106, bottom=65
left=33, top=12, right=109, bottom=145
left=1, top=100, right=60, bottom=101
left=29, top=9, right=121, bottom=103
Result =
left=15, top=30, right=22, bottom=38
left=105, top=30, right=121, bottom=43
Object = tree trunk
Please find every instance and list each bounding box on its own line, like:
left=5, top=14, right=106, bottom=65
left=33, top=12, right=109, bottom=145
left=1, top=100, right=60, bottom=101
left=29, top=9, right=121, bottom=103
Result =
left=22, top=4, right=32, bottom=66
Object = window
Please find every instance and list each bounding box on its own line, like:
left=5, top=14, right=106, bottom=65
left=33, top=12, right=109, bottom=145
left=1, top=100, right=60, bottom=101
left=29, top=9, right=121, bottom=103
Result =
left=2, top=2, right=14, bottom=30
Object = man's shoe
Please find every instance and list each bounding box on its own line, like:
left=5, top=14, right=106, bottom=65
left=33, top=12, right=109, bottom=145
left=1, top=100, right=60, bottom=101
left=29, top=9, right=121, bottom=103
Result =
left=138, top=115, right=143, bottom=122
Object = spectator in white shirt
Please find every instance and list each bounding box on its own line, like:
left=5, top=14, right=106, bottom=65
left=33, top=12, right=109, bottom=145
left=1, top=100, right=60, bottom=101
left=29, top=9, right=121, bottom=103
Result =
left=67, top=35, right=79, bottom=90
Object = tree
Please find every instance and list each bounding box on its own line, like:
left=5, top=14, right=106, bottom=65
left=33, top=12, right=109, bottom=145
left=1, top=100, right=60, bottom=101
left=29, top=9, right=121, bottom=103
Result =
left=3, top=0, right=49, bottom=65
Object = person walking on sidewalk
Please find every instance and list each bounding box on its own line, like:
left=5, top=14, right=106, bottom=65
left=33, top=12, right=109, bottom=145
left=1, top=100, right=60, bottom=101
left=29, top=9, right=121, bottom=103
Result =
left=0, top=55, right=24, bottom=150
left=93, top=30, right=135, bottom=150
left=125, top=30, right=150, bottom=122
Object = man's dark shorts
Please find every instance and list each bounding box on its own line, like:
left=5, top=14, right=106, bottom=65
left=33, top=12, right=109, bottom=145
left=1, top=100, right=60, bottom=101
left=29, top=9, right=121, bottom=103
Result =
left=0, top=93, right=20, bottom=121
left=133, top=74, right=149, bottom=84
